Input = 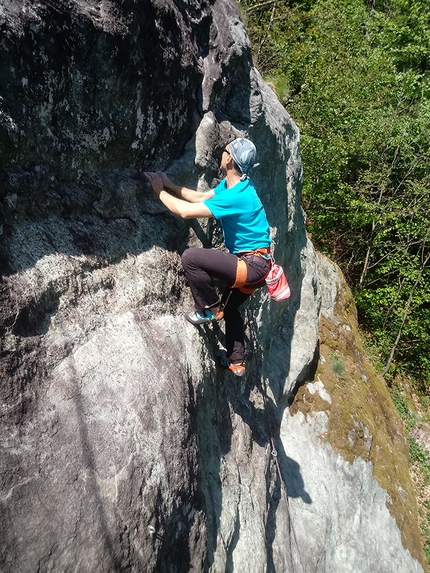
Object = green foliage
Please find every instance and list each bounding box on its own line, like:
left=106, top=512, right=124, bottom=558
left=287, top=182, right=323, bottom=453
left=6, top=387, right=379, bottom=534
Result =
left=390, top=383, right=412, bottom=420
left=386, top=379, right=430, bottom=559
left=331, top=353, right=345, bottom=376
left=242, top=0, right=430, bottom=388
left=423, top=502, right=430, bottom=563
left=389, top=382, right=420, bottom=431
left=409, top=438, right=430, bottom=485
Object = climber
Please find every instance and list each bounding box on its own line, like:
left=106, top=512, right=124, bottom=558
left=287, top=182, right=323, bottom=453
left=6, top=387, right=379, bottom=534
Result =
left=144, top=138, right=272, bottom=376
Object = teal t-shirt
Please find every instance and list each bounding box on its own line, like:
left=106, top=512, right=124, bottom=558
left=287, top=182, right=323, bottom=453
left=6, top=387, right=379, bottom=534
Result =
left=204, top=178, right=271, bottom=254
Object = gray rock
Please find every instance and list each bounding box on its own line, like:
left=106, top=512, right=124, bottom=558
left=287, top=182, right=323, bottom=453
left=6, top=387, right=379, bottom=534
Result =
left=281, top=406, right=423, bottom=573
left=0, top=1, right=425, bottom=573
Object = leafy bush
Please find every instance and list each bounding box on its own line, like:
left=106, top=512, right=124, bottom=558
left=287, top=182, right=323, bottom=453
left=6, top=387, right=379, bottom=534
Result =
left=241, top=0, right=430, bottom=388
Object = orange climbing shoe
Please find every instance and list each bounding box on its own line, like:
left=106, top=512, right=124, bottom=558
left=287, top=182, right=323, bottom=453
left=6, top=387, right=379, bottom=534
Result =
left=215, top=354, right=246, bottom=377
left=228, top=361, right=246, bottom=377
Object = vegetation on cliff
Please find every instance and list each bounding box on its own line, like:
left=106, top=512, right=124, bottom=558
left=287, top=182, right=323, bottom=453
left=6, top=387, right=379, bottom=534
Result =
left=239, top=0, right=430, bottom=389
left=239, top=0, right=430, bottom=564
left=290, top=261, right=425, bottom=568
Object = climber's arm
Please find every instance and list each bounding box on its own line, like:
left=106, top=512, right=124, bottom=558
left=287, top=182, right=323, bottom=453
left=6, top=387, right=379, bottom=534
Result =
left=159, top=173, right=215, bottom=203
left=145, top=171, right=215, bottom=204
left=157, top=190, right=213, bottom=219
left=145, top=172, right=214, bottom=219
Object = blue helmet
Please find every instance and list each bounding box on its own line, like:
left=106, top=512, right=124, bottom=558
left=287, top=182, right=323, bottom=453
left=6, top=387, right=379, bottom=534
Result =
left=229, top=138, right=258, bottom=176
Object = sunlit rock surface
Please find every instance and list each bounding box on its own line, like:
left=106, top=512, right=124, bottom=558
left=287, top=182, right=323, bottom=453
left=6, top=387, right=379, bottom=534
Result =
left=0, top=1, right=425, bottom=572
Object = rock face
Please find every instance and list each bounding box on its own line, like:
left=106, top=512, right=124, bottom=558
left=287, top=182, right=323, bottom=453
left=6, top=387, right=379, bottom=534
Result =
left=282, top=255, right=425, bottom=573
left=0, top=1, right=426, bottom=572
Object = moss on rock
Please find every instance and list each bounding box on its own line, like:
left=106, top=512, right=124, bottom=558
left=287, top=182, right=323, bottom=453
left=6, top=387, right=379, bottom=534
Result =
left=290, top=266, right=427, bottom=571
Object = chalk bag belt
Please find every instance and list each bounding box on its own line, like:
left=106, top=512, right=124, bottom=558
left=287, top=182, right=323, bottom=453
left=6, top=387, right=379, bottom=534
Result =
left=231, top=248, right=271, bottom=294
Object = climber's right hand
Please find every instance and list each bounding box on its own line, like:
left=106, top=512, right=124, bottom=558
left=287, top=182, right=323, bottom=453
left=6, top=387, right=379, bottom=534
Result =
left=158, top=172, right=173, bottom=192
left=144, top=172, right=163, bottom=197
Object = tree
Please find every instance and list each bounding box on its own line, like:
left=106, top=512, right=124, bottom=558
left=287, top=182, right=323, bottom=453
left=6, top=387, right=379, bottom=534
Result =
left=241, top=0, right=430, bottom=386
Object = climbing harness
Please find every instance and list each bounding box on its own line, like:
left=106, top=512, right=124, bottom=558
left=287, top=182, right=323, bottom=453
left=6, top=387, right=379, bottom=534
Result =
left=231, top=247, right=271, bottom=294
left=230, top=248, right=291, bottom=301
left=246, top=308, right=306, bottom=573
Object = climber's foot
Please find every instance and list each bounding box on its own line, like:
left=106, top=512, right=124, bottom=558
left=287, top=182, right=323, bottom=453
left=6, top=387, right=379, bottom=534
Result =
left=228, top=361, right=246, bottom=377
left=185, top=308, right=224, bottom=326
left=216, top=354, right=246, bottom=377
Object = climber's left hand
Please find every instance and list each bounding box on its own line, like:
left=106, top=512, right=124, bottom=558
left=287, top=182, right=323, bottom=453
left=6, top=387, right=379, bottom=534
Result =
left=144, top=172, right=163, bottom=196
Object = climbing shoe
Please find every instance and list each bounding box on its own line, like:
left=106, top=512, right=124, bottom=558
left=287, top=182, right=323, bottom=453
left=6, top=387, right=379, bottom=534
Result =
left=215, top=354, right=246, bottom=377
left=228, top=361, right=246, bottom=377
left=185, top=308, right=224, bottom=326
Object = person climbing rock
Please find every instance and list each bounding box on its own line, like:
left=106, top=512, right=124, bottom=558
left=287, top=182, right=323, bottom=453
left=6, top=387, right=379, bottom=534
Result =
left=144, top=137, right=272, bottom=376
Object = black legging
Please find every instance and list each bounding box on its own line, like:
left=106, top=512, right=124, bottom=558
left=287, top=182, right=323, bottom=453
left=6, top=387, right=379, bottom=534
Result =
left=181, top=248, right=270, bottom=361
